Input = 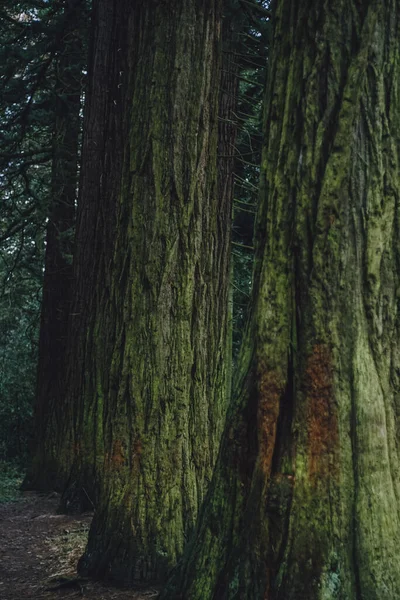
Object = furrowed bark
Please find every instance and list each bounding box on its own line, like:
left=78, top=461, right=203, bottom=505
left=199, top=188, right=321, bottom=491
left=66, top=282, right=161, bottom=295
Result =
left=59, top=0, right=129, bottom=505
left=162, top=1, right=400, bottom=598
left=60, top=0, right=230, bottom=583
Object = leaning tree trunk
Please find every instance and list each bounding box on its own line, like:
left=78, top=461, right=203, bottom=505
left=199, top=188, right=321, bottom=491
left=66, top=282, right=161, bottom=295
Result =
left=60, top=0, right=230, bottom=583
left=24, top=0, right=84, bottom=491
left=161, top=1, right=400, bottom=599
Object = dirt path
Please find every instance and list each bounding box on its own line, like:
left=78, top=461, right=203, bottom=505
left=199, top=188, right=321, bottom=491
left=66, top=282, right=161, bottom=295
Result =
left=0, top=492, right=159, bottom=600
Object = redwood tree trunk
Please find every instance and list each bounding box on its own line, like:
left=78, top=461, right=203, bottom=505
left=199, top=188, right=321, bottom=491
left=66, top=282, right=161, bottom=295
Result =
left=25, top=0, right=84, bottom=491
left=161, top=1, right=400, bottom=598
left=60, top=0, right=230, bottom=583
left=58, top=0, right=129, bottom=499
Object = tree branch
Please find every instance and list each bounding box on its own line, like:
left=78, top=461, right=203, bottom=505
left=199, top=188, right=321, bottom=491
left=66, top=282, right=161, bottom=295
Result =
left=239, top=0, right=272, bottom=19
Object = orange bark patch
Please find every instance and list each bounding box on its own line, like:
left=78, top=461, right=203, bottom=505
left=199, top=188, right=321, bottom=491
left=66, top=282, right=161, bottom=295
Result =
left=257, top=369, right=284, bottom=477
left=110, top=439, right=125, bottom=468
left=133, top=439, right=142, bottom=456
left=132, top=439, right=142, bottom=471
left=305, top=344, right=338, bottom=481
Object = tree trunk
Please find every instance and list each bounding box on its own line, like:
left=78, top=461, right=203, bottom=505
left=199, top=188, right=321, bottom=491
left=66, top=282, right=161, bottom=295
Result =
left=58, top=0, right=129, bottom=501
left=60, top=0, right=230, bottom=583
left=161, top=1, right=400, bottom=598
left=24, top=0, right=84, bottom=491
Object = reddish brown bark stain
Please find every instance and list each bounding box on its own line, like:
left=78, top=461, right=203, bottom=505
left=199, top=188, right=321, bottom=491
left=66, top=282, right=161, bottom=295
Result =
left=133, top=439, right=142, bottom=456
left=305, top=344, right=338, bottom=481
left=132, top=438, right=142, bottom=471
left=109, top=439, right=125, bottom=468
left=257, top=367, right=284, bottom=477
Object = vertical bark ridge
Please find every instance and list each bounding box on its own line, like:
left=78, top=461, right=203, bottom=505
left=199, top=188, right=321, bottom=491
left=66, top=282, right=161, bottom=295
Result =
left=60, top=0, right=228, bottom=584
left=162, top=1, right=400, bottom=598
left=58, top=0, right=129, bottom=505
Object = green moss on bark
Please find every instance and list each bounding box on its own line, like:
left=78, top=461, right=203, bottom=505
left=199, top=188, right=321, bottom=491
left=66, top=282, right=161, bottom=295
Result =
left=162, top=1, right=400, bottom=598
left=61, top=0, right=230, bottom=583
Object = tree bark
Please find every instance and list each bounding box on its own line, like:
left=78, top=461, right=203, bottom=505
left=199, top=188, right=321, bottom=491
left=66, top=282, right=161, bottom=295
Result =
left=57, top=0, right=129, bottom=500
left=161, top=1, right=400, bottom=598
left=60, top=0, right=229, bottom=583
left=24, top=0, right=85, bottom=491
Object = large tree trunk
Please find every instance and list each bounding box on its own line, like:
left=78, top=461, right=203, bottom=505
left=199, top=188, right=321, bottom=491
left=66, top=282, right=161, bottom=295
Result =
left=58, top=0, right=129, bottom=500
left=24, top=0, right=84, bottom=491
left=161, top=1, right=400, bottom=599
left=60, top=0, right=230, bottom=583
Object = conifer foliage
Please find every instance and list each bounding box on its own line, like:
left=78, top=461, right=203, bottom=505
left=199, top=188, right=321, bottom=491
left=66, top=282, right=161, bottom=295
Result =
left=0, top=0, right=87, bottom=464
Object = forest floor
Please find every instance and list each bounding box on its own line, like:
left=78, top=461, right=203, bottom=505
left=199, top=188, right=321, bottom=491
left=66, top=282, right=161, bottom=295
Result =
left=0, top=485, right=160, bottom=600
